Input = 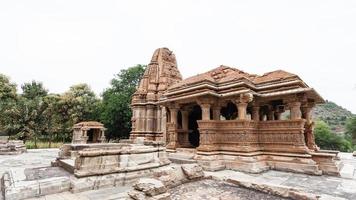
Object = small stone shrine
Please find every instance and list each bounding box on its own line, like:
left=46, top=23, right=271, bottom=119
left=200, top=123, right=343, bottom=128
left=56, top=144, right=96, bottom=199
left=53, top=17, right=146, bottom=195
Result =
left=72, top=121, right=106, bottom=144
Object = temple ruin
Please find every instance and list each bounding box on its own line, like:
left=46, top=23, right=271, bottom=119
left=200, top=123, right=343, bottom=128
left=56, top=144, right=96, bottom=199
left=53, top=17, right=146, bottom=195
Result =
left=131, top=47, right=341, bottom=176
left=71, top=121, right=106, bottom=144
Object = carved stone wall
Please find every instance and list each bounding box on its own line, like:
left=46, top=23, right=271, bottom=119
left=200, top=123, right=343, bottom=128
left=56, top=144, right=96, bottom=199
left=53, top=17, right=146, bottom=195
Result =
left=196, top=119, right=308, bottom=154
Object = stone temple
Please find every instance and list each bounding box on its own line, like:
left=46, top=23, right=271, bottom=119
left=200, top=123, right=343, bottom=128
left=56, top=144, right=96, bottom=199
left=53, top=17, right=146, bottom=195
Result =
left=130, top=47, right=340, bottom=176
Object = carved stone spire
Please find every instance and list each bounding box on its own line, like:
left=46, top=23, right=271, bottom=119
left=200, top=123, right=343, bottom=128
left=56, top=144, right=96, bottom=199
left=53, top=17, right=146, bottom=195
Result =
left=133, top=48, right=182, bottom=103
left=131, top=48, right=182, bottom=141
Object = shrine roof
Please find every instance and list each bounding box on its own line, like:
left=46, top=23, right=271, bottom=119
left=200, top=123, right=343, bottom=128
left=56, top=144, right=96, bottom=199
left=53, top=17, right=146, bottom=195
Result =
left=73, top=121, right=104, bottom=128
left=168, top=65, right=301, bottom=90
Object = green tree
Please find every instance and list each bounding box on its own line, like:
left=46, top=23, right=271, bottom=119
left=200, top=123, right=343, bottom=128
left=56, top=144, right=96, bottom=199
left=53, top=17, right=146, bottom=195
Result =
left=100, top=64, right=146, bottom=140
left=42, top=94, right=62, bottom=147
left=5, top=81, right=50, bottom=147
left=57, top=83, right=100, bottom=142
left=346, top=117, right=356, bottom=144
left=21, top=81, right=48, bottom=99
left=315, top=120, right=352, bottom=152
left=0, top=74, right=18, bottom=134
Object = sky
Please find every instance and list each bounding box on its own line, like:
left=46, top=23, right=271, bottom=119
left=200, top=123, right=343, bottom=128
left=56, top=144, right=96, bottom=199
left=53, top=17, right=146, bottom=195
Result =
left=0, top=0, right=355, bottom=113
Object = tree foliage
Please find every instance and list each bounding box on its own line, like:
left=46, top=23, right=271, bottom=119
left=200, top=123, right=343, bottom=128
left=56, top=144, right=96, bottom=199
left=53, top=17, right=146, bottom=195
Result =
left=100, top=64, right=146, bottom=140
left=314, top=120, right=353, bottom=152
left=346, top=117, right=356, bottom=144
left=0, top=78, right=100, bottom=144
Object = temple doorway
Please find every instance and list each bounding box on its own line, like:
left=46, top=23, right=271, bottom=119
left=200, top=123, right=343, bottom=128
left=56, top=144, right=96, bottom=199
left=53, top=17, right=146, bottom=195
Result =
left=87, top=129, right=94, bottom=143
left=188, top=105, right=202, bottom=147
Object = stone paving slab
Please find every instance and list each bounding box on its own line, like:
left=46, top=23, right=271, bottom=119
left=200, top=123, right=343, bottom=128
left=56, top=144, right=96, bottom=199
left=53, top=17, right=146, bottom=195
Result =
left=206, top=169, right=356, bottom=200
left=170, top=179, right=288, bottom=200
left=0, top=149, right=59, bottom=181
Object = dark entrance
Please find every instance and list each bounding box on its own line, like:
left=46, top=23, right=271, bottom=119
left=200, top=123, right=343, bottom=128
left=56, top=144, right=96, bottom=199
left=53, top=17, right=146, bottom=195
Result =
left=188, top=105, right=202, bottom=147
left=87, top=129, right=94, bottom=143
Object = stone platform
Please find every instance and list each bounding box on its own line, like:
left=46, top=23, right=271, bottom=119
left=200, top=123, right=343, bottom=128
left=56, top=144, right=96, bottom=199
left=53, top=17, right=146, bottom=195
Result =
left=0, top=140, right=26, bottom=155
left=2, top=149, right=356, bottom=200
left=168, top=148, right=342, bottom=176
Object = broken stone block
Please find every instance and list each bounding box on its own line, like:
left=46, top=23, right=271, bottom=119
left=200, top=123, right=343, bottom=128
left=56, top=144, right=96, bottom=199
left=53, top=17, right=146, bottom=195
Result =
left=133, top=178, right=167, bottom=196
left=181, top=164, right=204, bottom=180
left=153, top=165, right=187, bottom=188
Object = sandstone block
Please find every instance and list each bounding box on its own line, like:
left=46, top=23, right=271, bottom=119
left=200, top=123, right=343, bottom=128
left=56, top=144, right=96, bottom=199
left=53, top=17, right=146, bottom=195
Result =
left=133, top=178, right=167, bottom=196
left=181, top=164, right=204, bottom=180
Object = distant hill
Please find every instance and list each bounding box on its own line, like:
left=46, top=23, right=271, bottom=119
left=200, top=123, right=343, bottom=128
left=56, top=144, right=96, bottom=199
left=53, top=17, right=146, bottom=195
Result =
left=313, top=100, right=355, bottom=134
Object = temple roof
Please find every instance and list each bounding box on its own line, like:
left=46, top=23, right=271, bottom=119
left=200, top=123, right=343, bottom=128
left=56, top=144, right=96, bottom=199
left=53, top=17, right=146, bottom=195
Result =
left=161, top=64, right=324, bottom=104
left=168, top=65, right=299, bottom=90
left=73, top=121, right=104, bottom=128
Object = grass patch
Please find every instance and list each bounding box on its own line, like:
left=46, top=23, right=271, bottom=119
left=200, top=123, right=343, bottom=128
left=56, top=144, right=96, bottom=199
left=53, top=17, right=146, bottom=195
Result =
left=25, top=141, right=63, bottom=149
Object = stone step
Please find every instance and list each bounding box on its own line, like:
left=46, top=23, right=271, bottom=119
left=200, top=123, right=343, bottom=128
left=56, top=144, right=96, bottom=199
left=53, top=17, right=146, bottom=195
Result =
left=176, top=148, right=197, bottom=154
left=168, top=156, right=197, bottom=164
left=58, top=159, right=75, bottom=173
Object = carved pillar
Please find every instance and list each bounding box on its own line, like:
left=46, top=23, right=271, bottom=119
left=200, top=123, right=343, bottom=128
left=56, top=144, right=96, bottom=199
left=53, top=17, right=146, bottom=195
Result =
left=181, top=110, right=189, bottom=130
left=275, top=112, right=282, bottom=120
left=252, top=106, right=260, bottom=121
left=82, top=128, right=88, bottom=144
left=237, top=102, right=248, bottom=120
left=161, top=106, right=167, bottom=144
left=180, top=109, right=191, bottom=147
left=302, top=102, right=319, bottom=151
left=200, top=103, right=211, bottom=120
left=156, top=107, right=162, bottom=132
left=212, top=105, right=221, bottom=120
left=267, top=106, right=275, bottom=121
left=166, top=105, right=179, bottom=149
left=236, top=93, right=253, bottom=120
left=289, top=102, right=302, bottom=120
left=146, top=105, right=155, bottom=133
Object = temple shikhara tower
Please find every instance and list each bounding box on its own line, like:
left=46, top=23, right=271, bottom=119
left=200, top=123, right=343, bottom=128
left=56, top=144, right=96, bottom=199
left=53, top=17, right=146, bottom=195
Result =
left=130, top=48, right=182, bottom=141
left=130, top=48, right=341, bottom=176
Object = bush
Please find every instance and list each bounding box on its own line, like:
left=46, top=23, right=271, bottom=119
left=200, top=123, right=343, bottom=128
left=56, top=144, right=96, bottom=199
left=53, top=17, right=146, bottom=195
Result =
left=315, top=120, right=353, bottom=152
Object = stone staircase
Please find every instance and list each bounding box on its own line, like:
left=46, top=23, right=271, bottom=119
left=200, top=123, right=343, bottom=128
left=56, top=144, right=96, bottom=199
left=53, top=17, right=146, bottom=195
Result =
left=167, top=148, right=197, bottom=164
left=58, top=159, right=75, bottom=174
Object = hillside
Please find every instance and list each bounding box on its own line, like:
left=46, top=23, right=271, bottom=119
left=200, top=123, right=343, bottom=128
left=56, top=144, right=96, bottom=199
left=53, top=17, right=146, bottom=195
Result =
left=313, top=100, right=354, bottom=134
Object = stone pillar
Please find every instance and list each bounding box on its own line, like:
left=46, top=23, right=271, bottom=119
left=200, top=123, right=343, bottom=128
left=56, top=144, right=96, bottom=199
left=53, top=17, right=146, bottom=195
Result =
left=200, top=103, right=211, bottom=120
left=252, top=106, right=260, bottom=121
left=180, top=109, right=191, bottom=147
left=161, top=106, right=167, bottom=144
left=181, top=110, right=189, bottom=130
left=237, top=102, right=248, bottom=120
left=212, top=105, right=221, bottom=120
left=82, top=129, right=88, bottom=144
left=100, top=129, right=106, bottom=143
left=136, top=106, right=146, bottom=131
left=289, top=102, right=302, bottom=120
left=275, top=112, right=282, bottom=120
left=302, top=103, right=319, bottom=150
left=156, top=107, right=162, bottom=132
left=146, top=105, right=155, bottom=132
left=267, top=107, right=275, bottom=121
left=170, top=107, right=178, bottom=125
left=166, top=105, right=179, bottom=149
left=236, top=93, right=253, bottom=120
